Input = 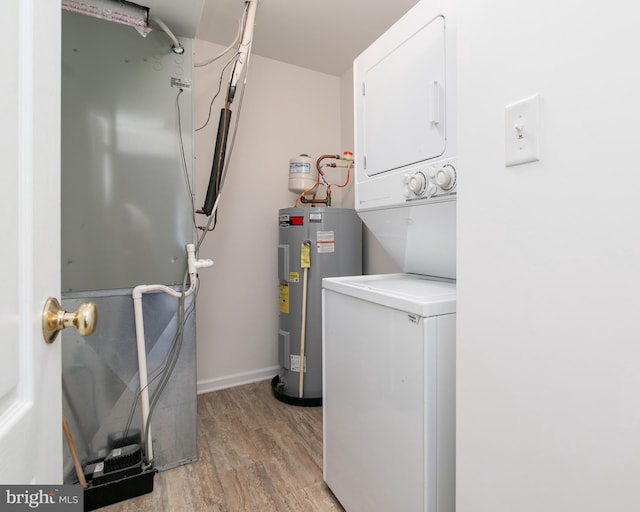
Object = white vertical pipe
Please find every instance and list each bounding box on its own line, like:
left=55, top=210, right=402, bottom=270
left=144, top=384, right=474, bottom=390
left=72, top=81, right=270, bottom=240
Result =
left=133, top=293, right=153, bottom=462
left=230, top=0, right=258, bottom=91
left=131, top=244, right=212, bottom=464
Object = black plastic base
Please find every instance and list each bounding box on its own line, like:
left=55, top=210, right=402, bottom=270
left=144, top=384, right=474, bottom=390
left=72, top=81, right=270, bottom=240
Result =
left=271, top=375, right=322, bottom=407
left=84, top=466, right=156, bottom=511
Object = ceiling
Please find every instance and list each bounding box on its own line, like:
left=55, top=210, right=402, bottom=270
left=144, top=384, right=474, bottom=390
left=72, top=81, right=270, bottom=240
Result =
left=145, top=0, right=419, bottom=76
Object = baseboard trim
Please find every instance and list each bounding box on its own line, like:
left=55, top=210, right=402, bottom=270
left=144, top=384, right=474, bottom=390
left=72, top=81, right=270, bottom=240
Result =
left=197, top=366, right=280, bottom=395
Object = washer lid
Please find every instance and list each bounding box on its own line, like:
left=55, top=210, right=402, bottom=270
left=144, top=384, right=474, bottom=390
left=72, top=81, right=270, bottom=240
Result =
left=323, top=273, right=455, bottom=317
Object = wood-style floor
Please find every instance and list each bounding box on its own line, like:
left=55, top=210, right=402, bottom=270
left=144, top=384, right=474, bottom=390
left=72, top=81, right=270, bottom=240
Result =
left=101, top=380, right=345, bottom=511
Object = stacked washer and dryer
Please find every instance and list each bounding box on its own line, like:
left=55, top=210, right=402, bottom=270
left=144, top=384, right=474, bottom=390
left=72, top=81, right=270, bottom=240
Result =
left=322, top=1, right=457, bottom=511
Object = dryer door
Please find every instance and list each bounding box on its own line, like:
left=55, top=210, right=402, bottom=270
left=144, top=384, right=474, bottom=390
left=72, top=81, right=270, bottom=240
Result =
left=361, top=14, right=446, bottom=177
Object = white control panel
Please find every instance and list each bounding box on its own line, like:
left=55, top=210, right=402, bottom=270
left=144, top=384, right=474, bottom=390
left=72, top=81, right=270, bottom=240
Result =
left=403, top=160, right=457, bottom=201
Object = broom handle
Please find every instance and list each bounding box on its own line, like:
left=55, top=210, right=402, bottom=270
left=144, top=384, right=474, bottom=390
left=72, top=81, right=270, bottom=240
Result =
left=62, top=411, right=88, bottom=489
left=299, top=266, right=308, bottom=398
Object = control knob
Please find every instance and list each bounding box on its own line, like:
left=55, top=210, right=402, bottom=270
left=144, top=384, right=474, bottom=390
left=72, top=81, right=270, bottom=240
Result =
left=436, top=164, right=457, bottom=191
left=408, top=171, right=427, bottom=195
left=402, top=173, right=411, bottom=198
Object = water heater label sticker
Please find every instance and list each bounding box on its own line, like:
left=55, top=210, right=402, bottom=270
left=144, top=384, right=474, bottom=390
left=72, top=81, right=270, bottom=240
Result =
left=290, top=355, right=307, bottom=373
left=309, top=213, right=322, bottom=222
left=316, top=231, right=335, bottom=253
left=279, top=282, right=290, bottom=314
left=289, top=272, right=300, bottom=283
left=279, top=214, right=304, bottom=227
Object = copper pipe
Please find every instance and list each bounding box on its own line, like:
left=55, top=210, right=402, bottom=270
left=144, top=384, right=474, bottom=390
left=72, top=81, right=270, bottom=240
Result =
left=300, top=187, right=331, bottom=206
left=315, top=154, right=341, bottom=178
left=299, top=196, right=328, bottom=206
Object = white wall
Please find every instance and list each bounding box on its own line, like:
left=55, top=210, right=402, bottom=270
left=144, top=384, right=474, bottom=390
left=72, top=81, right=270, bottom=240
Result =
left=193, top=40, right=342, bottom=392
left=457, top=2, right=640, bottom=511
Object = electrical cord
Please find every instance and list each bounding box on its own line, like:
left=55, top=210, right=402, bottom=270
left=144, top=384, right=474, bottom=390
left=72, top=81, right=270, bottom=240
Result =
left=195, top=40, right=252, bottom=247
left=193, top=3, right=247, bottom=68
left=176, top=88, right=198, bottom=232
left=122, top=284, right=197, bottom=443
left=195, top=52, right=239, bottom=132
left=143, top=271, right=202, bottom=450
left=142, top=269, right=190, bottom=455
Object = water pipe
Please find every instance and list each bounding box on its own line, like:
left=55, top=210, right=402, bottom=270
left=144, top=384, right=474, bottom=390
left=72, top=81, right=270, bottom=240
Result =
left=132, top=244, right=213, bottom=463
left=227, top=0, right=258, bottom=103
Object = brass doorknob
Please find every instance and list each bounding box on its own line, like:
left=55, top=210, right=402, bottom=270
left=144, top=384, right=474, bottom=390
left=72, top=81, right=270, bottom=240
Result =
left=42, top=297, right=98, bottom=344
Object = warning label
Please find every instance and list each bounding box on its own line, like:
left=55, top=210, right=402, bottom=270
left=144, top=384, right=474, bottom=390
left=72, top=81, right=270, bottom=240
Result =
left=290, top=355, right=307, bottom=373
left=316, top=230, right=335, bottom=253
left=279, top=282, right=289, bottom=314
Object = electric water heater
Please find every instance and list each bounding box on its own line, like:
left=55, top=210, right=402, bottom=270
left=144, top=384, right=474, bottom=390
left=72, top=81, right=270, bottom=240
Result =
left=272, top=207, right=362, bottom=405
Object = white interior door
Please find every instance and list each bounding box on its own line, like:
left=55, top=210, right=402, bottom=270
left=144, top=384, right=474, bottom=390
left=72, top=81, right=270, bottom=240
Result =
left=0, top=1, right=62, bottom=483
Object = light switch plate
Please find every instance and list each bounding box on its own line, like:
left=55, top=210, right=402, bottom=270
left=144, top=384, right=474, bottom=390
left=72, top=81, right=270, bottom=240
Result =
left=505, top=95, right=540, bottom=167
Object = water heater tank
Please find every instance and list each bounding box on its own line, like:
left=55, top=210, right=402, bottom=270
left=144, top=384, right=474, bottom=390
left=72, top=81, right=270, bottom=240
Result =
left=273, top=207, right=362, bottom=406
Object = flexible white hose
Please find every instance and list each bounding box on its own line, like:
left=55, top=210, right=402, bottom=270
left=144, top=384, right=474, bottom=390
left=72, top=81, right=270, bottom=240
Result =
left=150, top=15, right=184, bottom=54
left=194, top=15, right=243, bottom=67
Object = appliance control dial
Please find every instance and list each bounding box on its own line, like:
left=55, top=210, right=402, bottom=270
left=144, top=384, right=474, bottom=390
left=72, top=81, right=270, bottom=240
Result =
left=436, top=164, right=457, bottom=190
left=402, top=173, right=411, bottom=198
left=408, top=171, right=427, bottom=195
